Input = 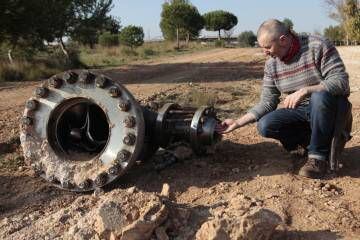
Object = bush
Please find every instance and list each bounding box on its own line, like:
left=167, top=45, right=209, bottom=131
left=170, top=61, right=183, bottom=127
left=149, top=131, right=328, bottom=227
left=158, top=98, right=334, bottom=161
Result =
left=0, top=63, right=25, bottom=81
left=142, top=48, right=157, bottom=56
left=98, top=32, right=120, bottom=47
left=215, top=39, right=225, bottom=48
left=119, top=25, right=144, bottom=48
left=121, top=48, right=138, bottom=56
left=238, top=31, right=257, bottom=47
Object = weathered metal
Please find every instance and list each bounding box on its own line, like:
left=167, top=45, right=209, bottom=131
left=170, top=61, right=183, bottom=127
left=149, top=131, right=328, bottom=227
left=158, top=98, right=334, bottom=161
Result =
left=20, top=70, right=221, bottom=192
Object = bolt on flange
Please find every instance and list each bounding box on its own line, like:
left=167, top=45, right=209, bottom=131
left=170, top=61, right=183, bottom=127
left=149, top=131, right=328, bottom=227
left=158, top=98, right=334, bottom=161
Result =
left=49, top=77, right=63, bottom=88
left=35, top=87, right=48, bottom=98
left=25, top=100, right=38, bottom=111
left=63, top=71, right=78, bottom=84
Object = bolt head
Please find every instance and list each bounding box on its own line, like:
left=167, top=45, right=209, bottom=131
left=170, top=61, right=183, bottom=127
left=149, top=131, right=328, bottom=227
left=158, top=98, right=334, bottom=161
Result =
left=21, top=116, right=33, bottom=126
left=118, top=150, right=131, bottom=161
left=35, top=87, right=48, bottom=98
left=118, top=100, right=130, bottom=111
left=123, top=134, right=136, bottom=145
left=109, top=86, right=121, bottom=97
left=95, top=173, right=107, bottom=186
left=62, top=180, right=73, bottom=189
left=63, top=71, right=77, bottom=84
left=79, top=179, right=92, bottom=189
left=96, top=75, right=108, bottom=88
left=124, top=116, right=136, bottom=128
left=49, top=77, right=62, bottom=88
left=79, top=71, right=93, bottom=84
left=26, top=100, right=38, bottom=111
left=108, top=165, right=120, bottom=175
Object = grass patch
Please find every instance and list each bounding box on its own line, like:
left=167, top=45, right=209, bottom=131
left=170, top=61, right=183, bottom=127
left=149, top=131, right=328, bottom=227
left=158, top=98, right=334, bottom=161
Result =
left=80, top=41, right=213, bottom=68
left=0, top=153, right=24, bottom=171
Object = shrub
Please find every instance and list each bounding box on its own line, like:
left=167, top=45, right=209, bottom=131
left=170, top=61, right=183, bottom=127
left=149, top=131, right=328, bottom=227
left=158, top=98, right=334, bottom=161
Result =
left=215, top=39, right=225, bottom=48
left=238, top=31, right=257, bottom=47
left=98, top=32, right=120, bottom=47
left=142, top=48, right=157, bottom=56
left=119, top=25, right=144, bottom=48
left=121, top=48, right=138, bottom=56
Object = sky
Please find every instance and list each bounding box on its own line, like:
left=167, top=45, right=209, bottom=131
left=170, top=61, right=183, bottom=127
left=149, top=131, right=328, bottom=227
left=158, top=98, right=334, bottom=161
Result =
left=110, top=0, right=338, bottom=40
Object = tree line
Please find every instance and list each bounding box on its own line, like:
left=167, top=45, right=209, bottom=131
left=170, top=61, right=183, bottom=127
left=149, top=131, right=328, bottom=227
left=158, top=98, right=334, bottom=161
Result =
left=323, top=0, right=360, bottom=44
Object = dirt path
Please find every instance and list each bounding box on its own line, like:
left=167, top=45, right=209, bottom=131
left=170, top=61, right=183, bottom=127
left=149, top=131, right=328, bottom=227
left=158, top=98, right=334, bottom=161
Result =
left=0, top=47, right=359, bottom=239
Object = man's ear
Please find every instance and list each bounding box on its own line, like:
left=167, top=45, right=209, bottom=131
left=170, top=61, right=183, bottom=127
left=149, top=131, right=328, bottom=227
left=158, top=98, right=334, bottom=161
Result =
left=278, top=35, right=287, bottom=45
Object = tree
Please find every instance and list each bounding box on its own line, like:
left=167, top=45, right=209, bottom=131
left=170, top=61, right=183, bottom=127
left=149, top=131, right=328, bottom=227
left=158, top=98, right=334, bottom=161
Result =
left=324, top=25, right=345, bottom=41
left=0, top=0, right=116, bottom=59
left=69, top=0, right=114, bottom=48
left=160, top=0, right=204, bottom=48
left=98, top=32, right=119, bottom=47
left=282, top=18, right=294, bottom=30
left=324, top=0, right=360, bottom=43
left=343, top=0, right=360, bottom=41
left=203, top=10, right=238, bottom=40
left=119, top=25, right=144, bottom=49
left=238, top=31, right=257, bottom=47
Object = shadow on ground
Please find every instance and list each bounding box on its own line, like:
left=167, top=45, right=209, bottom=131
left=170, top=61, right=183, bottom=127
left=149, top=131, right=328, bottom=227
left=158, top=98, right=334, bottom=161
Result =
left=99, top=61, right=264, bottom=85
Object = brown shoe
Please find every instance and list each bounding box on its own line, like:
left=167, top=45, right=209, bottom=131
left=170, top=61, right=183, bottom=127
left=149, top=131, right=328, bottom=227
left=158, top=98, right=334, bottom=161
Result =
left=298, top=158, right=327, bottom=179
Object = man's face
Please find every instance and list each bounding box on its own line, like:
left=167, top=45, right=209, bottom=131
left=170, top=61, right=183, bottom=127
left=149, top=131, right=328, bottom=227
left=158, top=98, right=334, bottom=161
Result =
left=258, top=34, right=289, bottom=59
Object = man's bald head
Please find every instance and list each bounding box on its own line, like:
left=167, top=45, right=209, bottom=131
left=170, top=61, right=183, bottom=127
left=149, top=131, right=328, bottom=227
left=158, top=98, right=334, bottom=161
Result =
left=257, top=19, right=290, bottom=43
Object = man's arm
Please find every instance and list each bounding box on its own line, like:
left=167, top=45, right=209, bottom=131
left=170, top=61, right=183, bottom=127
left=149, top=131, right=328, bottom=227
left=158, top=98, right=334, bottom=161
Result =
left=283, top=84, right=326, bottom=108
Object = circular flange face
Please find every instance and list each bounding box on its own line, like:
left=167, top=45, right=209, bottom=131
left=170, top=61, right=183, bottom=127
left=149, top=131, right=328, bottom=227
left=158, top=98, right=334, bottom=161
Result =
left=20, top=70, right=145, bottom=192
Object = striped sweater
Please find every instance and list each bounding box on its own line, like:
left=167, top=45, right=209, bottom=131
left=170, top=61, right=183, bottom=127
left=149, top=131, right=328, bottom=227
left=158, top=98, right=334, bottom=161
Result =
left=249, top=35, right=350, bottom=120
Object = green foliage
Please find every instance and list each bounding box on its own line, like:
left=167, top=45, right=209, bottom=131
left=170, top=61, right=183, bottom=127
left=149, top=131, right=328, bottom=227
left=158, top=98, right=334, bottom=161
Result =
left=119, top=25, right=144, bottom=48
left=121, top=47, right=139, bottom=56
left=142, top=48, right=158, bottom=57
left=282, top=18, right=294, bottom=30
left=98, top=32, right=120, bottom=47
left=238, top=31, right=257, bottom=47
left=203, top=10, right=238, bottom=39
left=214, top=39, right=225, bottom=48
left=343, top=0, right=360, bottom=41
left=0, top=0, right=116, bottom=50
left=160, top=0, right=204, bottom=45
left=324, top=25, right=345, bottom=41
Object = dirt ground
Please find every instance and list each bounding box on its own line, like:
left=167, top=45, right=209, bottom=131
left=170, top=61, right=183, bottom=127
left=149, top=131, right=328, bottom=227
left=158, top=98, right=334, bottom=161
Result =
left=0, top=47, right=359, bottom=239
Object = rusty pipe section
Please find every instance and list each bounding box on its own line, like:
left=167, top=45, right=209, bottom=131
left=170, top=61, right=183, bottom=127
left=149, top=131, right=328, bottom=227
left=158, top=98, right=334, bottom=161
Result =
left=20, top=70, right=221, bottom=192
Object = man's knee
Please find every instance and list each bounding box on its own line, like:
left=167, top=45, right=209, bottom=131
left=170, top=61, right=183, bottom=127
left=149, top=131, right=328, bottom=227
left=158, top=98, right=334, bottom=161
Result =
left=257, top=116, right=273, bottom=137
left=310, top=91, right=336, bottom=109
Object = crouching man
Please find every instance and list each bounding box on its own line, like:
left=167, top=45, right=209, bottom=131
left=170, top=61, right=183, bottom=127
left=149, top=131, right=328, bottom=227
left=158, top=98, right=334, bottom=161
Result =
left=218, top=19, right=351, bottom=179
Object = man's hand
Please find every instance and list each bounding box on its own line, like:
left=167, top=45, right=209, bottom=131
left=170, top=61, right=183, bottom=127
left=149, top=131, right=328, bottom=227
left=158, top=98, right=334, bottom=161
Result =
left=283, top=88, right=308, bottom=109
left=216, top=119, right=240, bottom=134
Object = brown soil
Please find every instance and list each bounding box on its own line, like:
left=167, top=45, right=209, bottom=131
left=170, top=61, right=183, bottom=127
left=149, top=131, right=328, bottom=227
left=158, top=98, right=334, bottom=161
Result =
left=0, top=47, right=359, bottom=239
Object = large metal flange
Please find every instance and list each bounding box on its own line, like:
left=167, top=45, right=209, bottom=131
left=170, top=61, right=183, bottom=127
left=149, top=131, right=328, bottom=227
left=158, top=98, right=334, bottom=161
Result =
left=20, top=70, right=145, bottom=192
left=190, top=106, right=220, bottom=155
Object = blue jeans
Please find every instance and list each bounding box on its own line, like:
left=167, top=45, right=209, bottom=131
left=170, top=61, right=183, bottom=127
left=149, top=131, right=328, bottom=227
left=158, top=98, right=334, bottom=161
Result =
left=257, top=91, right=346, bottom=161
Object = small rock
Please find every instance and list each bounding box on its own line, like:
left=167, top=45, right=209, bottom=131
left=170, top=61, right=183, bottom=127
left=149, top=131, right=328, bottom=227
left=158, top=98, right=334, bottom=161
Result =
left=303, top=189, right=314, bottom=195
left=323, top=183, right=331, bottom=191
left=18, top=166, right=24, bottom=171
left=95, top=201, right=127, bottom=237
left=160, top=183, right=170, bottom=198
left=173, top=146, right=193, bottom=160
left=93, top=188, right=105, bottom=197
left=195, top=218, right=230, bottom=240
left=127, top=186, right=137, bottom=194
left=238, top=208, right=282, bottom=240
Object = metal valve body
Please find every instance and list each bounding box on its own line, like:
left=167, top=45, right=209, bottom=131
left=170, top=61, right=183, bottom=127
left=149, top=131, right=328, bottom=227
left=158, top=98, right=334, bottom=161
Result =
left=20, top=70, right=220, bottom=192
